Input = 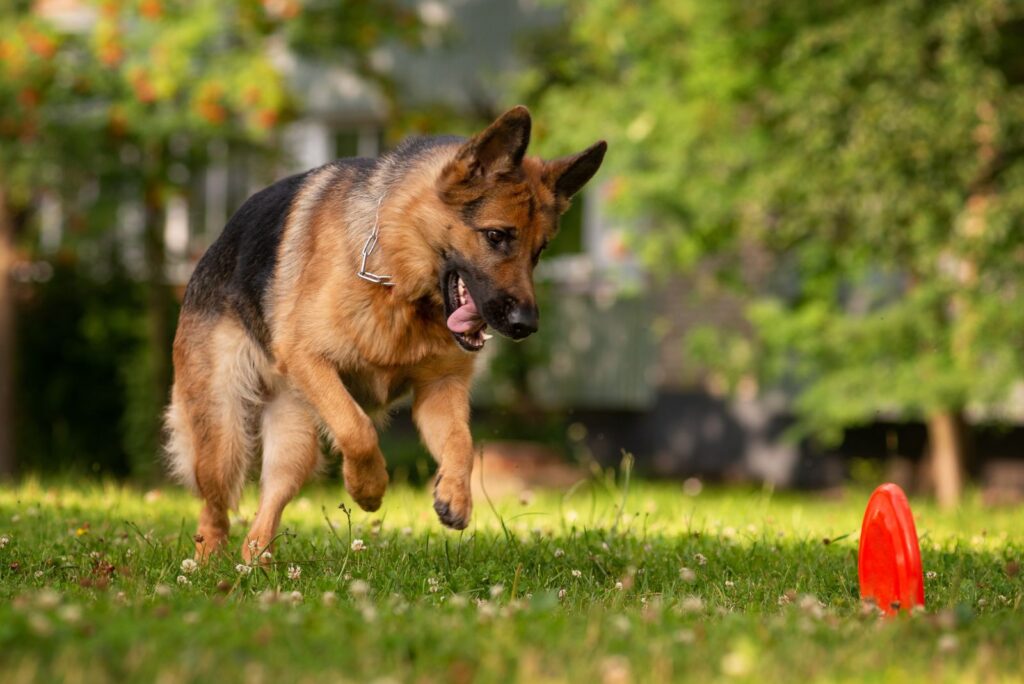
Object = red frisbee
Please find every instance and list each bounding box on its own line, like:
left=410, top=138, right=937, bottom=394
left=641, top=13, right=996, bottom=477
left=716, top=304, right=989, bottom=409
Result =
left=857, top=483, right=925, bottom=615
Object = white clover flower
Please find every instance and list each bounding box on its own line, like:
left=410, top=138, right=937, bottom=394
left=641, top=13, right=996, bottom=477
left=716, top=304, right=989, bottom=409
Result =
left=558, top=588, right=567, bottom=599
left=724, top=580, right=735, bottom=588
left=350, top=539, right=366, bottom=552
left=694, top=553, right=707, bottom=566
left=322, top=591, right=338, bottom=606
left=721, top=650, right=752, bottom=678
left=427, top=577, right=441, bottom=593
left=614, top=581, right=624, bottom=591
left=259, top=590, right=279, bottom=606
left=571, top=569, right=582, bottom=578
left=34, top=570, right=44, bottom=579
left=180, top=558, right=198, bottom=574
left=489, top=584, right=504, bottom=598
left=289, top=591, right=303, bottom=605
left=611, top=615, right=630, bottom=633
left=0, top=535, right=9, bottom=548
left=176, top=575, right=191, bottom=586
left=680, top=596, right=704, bottom=613
left=674, top=629, right=696, bottom=644
left=235, top=564, right=252, bottom=576
left=349, top=579, right=369, bottom=599
left=58, top=604, right=82, bottom=624
left=154, top=584, right=172, bottom=597
left=926, top=571, right=937, bottom=580
left=36, top=588, right=61, bottom=609
left=287, top=565, right=301, bottom=581
left=553, top=548, right=565, bottom=558
left=261, top=551, right=273, bottom=562
left=679, top=567, right=696, bottom=583
left=798, top=594, right=825, bottom=619
left=27, top=614, right=53, bottom=637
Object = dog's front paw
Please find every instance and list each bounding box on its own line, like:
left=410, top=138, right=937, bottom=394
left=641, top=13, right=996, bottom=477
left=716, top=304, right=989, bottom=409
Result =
left=433, top=472, right=472, bottom=530
left=343, top=451, right=389, bottom=512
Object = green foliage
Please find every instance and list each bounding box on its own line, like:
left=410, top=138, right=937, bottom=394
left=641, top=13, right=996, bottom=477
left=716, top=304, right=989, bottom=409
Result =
left=1, top=1, right=422, bottom=477
left=14, top=260, right=145, bottom=477
left=527, top=0, right=1024, bottom=438
left=0, top=481, right=1022, bottom=681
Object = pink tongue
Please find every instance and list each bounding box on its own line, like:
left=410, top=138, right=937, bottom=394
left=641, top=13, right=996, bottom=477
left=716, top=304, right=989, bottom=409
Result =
left=447, top=290, right=484, bottom=334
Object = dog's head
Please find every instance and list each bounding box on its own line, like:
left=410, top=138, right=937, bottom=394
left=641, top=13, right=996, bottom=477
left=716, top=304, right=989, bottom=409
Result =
left=435, top=106, right=606, bottom=352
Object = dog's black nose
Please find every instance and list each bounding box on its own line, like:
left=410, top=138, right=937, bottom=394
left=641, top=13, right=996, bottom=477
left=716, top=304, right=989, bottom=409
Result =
left=507, top=303, right=539, bottom=339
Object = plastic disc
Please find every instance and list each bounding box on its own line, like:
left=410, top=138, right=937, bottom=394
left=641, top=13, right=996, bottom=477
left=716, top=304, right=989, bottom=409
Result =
left=857, top=483, right=925, bottom=615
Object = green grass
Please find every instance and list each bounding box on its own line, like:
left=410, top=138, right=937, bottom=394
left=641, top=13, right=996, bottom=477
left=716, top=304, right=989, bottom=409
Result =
left=1, top=475, right=1022, bottom=683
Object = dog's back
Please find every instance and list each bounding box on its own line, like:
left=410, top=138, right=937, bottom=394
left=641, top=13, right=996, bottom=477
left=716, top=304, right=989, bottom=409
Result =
left=181, top=160, right=380, bottom=353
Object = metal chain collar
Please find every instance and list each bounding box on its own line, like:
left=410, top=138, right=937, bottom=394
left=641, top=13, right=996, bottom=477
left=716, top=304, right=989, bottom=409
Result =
left=357, top=194, right=395, bottom=287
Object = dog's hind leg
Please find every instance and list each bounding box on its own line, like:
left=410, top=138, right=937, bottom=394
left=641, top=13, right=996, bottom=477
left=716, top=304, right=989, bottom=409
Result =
left=167, top=316, right=262, bottom=561
left=242, top=389, right=319, bottom=564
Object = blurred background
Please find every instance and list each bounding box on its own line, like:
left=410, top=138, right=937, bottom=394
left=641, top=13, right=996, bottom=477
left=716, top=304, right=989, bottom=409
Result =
left=2, top=0, right=1024, bottom=508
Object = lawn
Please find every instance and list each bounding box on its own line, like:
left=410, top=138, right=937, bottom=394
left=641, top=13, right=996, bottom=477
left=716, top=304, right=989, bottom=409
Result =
left=1, top=473, right=1021, bottom=683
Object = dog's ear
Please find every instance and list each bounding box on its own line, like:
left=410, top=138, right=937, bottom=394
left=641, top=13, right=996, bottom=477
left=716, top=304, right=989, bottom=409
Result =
left=447, top=106, right=532, bottom=182
left=543, top=140, right=607, bottom=204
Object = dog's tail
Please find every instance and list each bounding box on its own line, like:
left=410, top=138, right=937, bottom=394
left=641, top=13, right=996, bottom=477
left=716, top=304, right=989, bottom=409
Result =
left=163, top=388, right=199, bottom=493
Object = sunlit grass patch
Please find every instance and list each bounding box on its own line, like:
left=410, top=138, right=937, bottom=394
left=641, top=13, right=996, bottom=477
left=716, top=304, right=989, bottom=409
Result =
left=0, top=478, right=1021, bottom=682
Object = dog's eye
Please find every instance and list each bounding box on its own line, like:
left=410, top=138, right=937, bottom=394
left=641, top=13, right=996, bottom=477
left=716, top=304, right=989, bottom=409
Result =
left=484, top=230, right=509, bottom=248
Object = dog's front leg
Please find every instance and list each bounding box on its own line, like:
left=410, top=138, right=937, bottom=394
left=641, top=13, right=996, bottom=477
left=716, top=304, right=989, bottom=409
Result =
left=283, top=353, right=389, bottom=511
left=412, top=372, right=474, bottom=529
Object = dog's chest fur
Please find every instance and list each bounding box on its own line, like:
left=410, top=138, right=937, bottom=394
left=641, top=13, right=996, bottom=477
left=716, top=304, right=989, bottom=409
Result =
left=338, top=366, right=414, bottom=413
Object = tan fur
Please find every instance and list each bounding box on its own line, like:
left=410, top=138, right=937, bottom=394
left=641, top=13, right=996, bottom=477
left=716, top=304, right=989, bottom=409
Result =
left=166, top=107, right=605, bottom=561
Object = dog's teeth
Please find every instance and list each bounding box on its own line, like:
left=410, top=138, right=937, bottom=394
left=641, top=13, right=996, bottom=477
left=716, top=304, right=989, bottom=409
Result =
left=482, top=333, right=493, bottom=341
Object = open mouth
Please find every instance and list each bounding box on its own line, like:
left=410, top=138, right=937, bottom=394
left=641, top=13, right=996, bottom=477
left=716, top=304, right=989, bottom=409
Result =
left=445, top=272, right=492, bottom=352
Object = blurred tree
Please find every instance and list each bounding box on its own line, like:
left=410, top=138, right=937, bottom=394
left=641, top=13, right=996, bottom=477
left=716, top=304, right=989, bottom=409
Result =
left=0, top=0, right=419, bottom=477
left=527, top=0, right=1024, bottom=506
left=0, top=1, right=90, bottom=477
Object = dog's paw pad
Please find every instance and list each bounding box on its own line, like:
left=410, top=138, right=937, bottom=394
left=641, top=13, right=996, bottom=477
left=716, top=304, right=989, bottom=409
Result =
left=343, top=456, right=389, bottom=512
left=353, top=495, right=383, bottom=513
left=433, top=497, right=469, bottom=530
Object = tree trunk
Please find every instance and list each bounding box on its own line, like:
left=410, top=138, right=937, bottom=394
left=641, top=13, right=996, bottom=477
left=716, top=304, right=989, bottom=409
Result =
left=143, top=178, right=171, bottom=448
left=0, top=186, right=15, bottom=478
left=927, top=410, right=967, bottom=509
left=143, top=182, right=171, bottom=425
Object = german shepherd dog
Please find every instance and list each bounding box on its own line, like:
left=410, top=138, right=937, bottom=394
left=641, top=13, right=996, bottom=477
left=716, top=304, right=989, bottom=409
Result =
left=165, top=106, right=606, bottom=561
